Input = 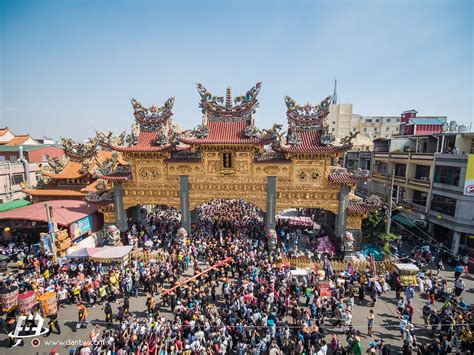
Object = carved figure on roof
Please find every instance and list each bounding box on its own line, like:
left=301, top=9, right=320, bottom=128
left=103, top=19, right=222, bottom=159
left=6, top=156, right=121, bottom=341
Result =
left=85, top=191, right=114, bottom=204
left=285, top=95, right=332, bottom=130
left=61, top=137, right=98, bottom=162
left=95, top=152, right=119, bottom=176
left=244, top=125, right=260, bottom=138
left=196, top=82, right=262, bottom=121
left=79, top=161, right=90, bottom=175
left=339, top=131, right=359, bottom=147
left=190, top=124, right=209, bottom=139
left=125, top=124, right=139, bottom=146
left=131, top=98, right=174, bottom=131
left=320, top=123, right=336, bottom=146
left=286, top=131, right=302, bottom=146
left=45, top=154, right=68, bottom=174
left=260, top=124, right=283, bottom=141
left=96, top=131, right=126, bottom=150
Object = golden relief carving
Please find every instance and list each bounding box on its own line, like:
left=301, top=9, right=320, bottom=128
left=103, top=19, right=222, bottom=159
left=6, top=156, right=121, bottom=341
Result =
left=347, top=215, right=362, bottom=229
left=112, top=150, right=365, bottom=231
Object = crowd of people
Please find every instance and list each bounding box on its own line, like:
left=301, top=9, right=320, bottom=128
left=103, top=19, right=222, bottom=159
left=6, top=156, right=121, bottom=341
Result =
left=0, top=200, right=472, bottom=354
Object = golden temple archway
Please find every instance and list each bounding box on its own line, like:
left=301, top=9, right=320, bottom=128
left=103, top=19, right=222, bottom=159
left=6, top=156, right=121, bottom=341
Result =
left=104, top=83, right=378, bottom=242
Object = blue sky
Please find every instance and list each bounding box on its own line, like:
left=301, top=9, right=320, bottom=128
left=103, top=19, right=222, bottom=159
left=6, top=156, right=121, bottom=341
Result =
left=0, top=0, right=472, bottom=140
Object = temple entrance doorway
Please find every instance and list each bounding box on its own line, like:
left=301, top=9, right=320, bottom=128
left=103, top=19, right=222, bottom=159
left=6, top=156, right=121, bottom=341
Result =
left=276, top=208, right=340, bottom=259
left=191, top=199, right=266, bottom=247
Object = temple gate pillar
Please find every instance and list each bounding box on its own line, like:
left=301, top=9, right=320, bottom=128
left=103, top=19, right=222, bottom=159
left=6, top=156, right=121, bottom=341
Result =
left=180, top=176, right=191, bottom=233
left=335, top=185, right=350, bottom=237
left=113, top=183, right=128, bottom=232
left=266, top=176, right=277, bottom=232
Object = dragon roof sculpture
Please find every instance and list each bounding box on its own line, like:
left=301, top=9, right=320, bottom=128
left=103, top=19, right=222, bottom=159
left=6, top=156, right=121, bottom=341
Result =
left=60, top=137, right=99, bottom=162
left=131, top=97, right=174, bottom=131
left=197, top=82, right=261, bottom=122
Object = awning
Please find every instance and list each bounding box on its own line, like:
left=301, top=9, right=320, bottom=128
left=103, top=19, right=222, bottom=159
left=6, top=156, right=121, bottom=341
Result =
left=392, top=213, right=416, bottom=228
left=0, top=200, right=98, bottom=226
left=0, top=200, right=30, bottom=212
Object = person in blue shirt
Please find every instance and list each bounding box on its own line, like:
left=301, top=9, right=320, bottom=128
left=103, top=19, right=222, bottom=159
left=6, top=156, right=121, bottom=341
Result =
left=455, top=263, right=464, bottom=280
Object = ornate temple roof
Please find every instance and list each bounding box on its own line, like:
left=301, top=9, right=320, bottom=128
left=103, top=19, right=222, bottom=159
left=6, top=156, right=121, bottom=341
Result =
left=327, top=167, right=370, bottom=186
left=279, top=95, right=353, bottom=154
left=180, top=121, right=272, bottom=145
left=114, top=98, right=188, bottom=153
left=25, top=134, right=130, bottom=200
left=347, top=195, right=382, bottom=216
left=179, top=83, right=274, bottom=146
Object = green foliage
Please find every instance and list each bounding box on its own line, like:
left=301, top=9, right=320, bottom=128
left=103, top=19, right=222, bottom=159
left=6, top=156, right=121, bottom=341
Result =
left=362, top=210, right=385, bottom=241
left=380, top=233, right=400, bottom=242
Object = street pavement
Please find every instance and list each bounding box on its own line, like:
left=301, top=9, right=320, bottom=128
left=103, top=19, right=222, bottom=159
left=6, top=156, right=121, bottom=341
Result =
left=1, top=261, right=473, bottom=354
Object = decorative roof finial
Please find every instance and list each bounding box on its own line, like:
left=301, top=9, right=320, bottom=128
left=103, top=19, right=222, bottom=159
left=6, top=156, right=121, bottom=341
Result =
left=332, top=79, right=338, bottom=104
left=225, top=87, right=233, bottom=108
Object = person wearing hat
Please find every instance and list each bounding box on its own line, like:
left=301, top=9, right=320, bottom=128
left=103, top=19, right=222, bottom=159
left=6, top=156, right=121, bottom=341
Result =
left=367, top=341, right=376, bottom=354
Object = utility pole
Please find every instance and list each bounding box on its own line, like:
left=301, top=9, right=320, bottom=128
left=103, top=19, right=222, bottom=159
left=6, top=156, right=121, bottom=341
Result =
left=45, top=203, right=58, bottom=261
left=385, top=169, right=395, bottom=234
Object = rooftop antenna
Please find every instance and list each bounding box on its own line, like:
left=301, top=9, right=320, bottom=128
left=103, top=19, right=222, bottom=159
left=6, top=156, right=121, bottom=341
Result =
left=332, top=79, right=338, bottom=104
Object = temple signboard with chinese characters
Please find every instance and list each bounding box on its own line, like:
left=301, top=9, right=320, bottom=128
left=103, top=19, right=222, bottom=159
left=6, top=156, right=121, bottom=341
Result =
left=104, top=83, right=378, bottom=239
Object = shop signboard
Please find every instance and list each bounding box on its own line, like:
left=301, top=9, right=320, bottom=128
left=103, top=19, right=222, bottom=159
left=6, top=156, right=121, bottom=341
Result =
left=71, top=216, right=92, bottom=240
left=464, top=154, right=474, bottom=196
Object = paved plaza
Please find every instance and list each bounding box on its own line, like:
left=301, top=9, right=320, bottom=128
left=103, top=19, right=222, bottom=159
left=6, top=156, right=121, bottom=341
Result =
left=1, top=259, right=472, bottom=354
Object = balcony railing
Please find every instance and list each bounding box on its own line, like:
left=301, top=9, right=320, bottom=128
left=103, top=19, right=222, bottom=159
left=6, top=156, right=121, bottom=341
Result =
left=408, top=178, right=431, bottom=188
left=373, top=152, right=435, bottom=161
left=400, top=200, right=427, bottom=213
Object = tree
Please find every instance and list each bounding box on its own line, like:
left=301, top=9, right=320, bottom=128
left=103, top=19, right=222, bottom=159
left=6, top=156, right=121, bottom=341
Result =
left=362, top=210, right=385, bottom=242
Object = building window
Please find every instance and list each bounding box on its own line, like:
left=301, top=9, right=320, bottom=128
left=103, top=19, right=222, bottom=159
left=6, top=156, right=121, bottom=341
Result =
left=377, top=163, right=388, bottom=175
left=353, top=127, right=357, bottom=132
left=13, top=174, right=24, bottom=185
left=375, top=119, right=380, bottom=123
left=10, top=155, right=17, bottom=162
left=332, top=121, right=336, bottom=125
left=223, top=153, right=232, bottom=169
left=412, top=190, right=427, bottom=207
left=332, top=128, right=335, bottom=132
left=374, top=127, right=378, bottom=132
left=431, top=194, right=456, bottom=216
left=387, top=119, right=391, bottom=123
left=394, top=163, right=406, bottom=177
left=470, top=139, right=474, bottom=154
left=386, top=127, right=390, bottom=132
left=364, top=128, right=367, bottom=132
left=434, top=166, right=461, bottom=186
left=414, top=165, right=430, bottom=181
left=366, top=119, right=372, bottom=123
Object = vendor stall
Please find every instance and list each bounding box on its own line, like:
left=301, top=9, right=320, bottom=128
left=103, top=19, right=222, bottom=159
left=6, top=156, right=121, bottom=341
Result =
left=393, top=263, right=419, bottom=286
left=66, top=245, right=133, bottom=265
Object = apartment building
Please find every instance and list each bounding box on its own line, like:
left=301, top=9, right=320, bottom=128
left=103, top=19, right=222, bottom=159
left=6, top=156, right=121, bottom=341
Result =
left=369, top=132, right=474, bottom=254
left=328, top=104, right=402, bottom=151
left=0, top=161, right=40, bottom=203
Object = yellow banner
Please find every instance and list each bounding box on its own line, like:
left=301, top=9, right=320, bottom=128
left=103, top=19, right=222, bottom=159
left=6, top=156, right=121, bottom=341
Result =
left=464, top=154, right=474, bottom=196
